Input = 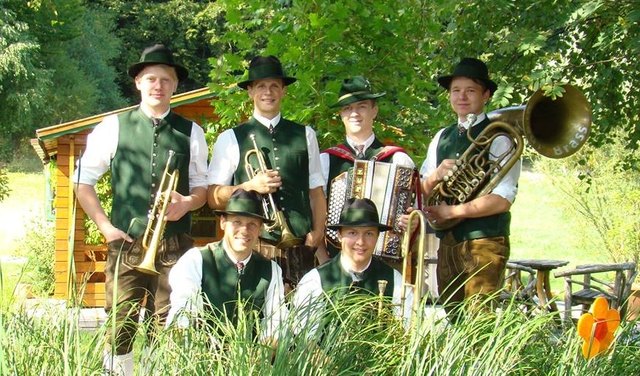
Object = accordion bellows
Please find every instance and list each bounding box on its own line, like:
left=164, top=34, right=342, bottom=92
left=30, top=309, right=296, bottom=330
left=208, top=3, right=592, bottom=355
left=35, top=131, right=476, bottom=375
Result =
left=327, top=160, right=417, bottom=259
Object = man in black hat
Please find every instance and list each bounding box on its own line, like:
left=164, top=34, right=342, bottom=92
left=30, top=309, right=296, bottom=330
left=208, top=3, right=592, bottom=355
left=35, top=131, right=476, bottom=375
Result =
left=207, top=55, right=328, bottom=287
left=74, top=44, right=208, bottom=375
left=166, top=189, right=286, bottom=341
left=293, top=198, right=412, bottom=334
left=321, top=76, right=415, bottom=258
left=419, top=57, right=521, bottom=320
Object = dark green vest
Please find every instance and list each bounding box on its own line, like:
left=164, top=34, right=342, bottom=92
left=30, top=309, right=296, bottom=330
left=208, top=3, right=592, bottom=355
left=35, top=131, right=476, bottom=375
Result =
left=200, top=242, right=273, bottom=324
left=435, top=117, right=511, bottom=241
left=317, top=254, right=395, bottom=298
left=233, top=117, right=311, bottom=241
left=111, top=108, right=192, bottom=238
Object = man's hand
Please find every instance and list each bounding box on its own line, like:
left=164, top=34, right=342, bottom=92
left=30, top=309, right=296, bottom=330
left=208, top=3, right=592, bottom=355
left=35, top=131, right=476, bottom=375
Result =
left=433, top=159, right=458, bottom=182
left=165, top=191, right=193, bottom=221
left=244, top=170, right=282, bottom=194
left=423, top=203, right=456, bottom=225
left=305, top=229, right=324, bottom=248
left=397, top=207, right=420, bottom=233
left=100, top=223, right=133, bottom=243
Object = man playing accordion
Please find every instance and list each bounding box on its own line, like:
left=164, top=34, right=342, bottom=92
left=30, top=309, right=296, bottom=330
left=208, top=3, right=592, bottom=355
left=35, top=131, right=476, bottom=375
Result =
left=320, top=76, right=417, bottom=265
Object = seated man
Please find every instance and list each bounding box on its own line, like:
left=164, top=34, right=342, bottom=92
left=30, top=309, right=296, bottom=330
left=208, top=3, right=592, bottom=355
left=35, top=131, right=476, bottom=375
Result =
left=292, top=198, right=412, bottom=334
left=166, top=189, right=287, bottom=341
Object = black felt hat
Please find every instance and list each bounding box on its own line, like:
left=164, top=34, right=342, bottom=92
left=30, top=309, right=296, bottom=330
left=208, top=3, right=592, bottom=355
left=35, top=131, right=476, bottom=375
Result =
left=327, top=198, right=391, bottom=231
left=437, top=57, right=497, bottom=95
left=331, top=76, right=386, bottom=108
left=237, top=55, right=297, bottom=90
left=128, top=44, right=188, bottom=81
left=214, top=189, right=273, bottom=224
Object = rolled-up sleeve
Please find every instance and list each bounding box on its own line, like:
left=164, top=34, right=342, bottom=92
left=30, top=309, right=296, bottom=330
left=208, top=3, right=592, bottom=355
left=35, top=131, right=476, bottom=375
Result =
left=74, top=116, right=119, bottom=185
left=166, top=247, right=204, bottom=328
left=207, top=129, right=239, bottom=186
left=488, top=134, right=521, bottom=203
left=262, top=261, right=288, bottom=340
left=188, top=123, right=209, bottom=190
left=306, top=127, right=325, bottom=189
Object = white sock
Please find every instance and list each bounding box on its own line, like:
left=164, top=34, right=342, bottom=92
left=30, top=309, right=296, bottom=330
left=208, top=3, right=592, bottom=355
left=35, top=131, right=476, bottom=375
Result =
left=103, top=351, right=134, bottom=376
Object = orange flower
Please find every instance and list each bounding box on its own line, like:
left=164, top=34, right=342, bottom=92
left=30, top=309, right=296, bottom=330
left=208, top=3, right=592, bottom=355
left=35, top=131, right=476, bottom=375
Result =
left=576, top=296, right=621, bottom=359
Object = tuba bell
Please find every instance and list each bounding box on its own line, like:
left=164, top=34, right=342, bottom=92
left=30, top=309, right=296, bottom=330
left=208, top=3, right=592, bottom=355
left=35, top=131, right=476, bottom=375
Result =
left=426, top=84, right=592, bottom=230
left=244, top=134, right=304, bottom=249
left=136, top=150, right=179, bottom=275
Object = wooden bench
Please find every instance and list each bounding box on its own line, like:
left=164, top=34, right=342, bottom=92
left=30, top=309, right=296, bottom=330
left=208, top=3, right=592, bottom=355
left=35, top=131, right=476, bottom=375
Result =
left=554, top=262, right=637, bottom=323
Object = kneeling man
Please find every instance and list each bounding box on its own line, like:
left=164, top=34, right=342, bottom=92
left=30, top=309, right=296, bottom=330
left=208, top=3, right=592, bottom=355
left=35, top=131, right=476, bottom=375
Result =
left=167, top=189, right=286, bottom=340
left=293, top=198, right=412, bottom=332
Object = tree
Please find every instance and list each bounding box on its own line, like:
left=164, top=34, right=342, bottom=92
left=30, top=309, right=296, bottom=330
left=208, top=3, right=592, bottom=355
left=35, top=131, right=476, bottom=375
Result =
left=0, top=5, right=50, bottom=161
left=200, top=0, right=639, bottom=162
left=91, top=0, right=218, bottom=101
left=0, top=0, right=125, bottom=162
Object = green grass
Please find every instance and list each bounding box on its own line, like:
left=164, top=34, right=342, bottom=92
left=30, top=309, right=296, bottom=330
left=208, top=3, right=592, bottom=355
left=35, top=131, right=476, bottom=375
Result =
left=1, top=292, right=639, bottom=375
left=510, top=168, right=604, bottom=293
left=0, top=172, right=46, bottom=257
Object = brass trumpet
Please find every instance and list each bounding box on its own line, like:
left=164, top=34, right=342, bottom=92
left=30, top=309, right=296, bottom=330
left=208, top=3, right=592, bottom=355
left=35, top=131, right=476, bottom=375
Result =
left=400, top=210, right=427, bottom=327
left=244, top=134, right=303, bottom=249
left=137, top=150, right=179, bottom=275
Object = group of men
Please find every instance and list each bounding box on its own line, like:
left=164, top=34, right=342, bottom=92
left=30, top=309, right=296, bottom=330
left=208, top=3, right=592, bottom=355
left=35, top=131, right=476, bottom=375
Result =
left=74, top=44, right=520, bottom=374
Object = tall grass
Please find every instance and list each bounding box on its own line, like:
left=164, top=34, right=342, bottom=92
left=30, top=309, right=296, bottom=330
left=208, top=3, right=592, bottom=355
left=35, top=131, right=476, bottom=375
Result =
left=2, top=287, right=639, bottom=375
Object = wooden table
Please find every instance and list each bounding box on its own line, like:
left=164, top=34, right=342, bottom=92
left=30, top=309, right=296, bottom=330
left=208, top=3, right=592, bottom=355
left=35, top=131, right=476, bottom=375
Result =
left=509, top=259, right=569, bottom=312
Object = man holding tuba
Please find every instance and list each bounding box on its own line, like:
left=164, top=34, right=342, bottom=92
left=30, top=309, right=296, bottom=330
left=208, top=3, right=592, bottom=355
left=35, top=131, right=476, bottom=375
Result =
left=207, top=55, right=328, bottom=289
left=74, top=44, right=208, bottom=375
left=419, top=58, right=521, bottom=321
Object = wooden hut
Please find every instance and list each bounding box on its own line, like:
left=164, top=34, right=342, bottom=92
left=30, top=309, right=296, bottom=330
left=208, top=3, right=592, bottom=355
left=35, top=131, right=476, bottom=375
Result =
left=31, top=87, right=221, bottom=307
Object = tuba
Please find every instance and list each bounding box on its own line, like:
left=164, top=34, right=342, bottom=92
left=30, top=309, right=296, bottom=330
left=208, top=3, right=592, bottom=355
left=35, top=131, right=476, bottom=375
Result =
left=426, top=84, right=592, bottom=230
left=136, top=150, right=179, bottom=275
left=244, top=134, right=303, bottom=249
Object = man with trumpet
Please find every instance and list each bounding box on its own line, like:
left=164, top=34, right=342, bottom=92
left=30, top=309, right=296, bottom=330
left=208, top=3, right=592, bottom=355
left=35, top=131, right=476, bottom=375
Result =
left=207, top=55, right=328, bottom=289
left=74, top=44, right=208, bottom=375
left=419, top=57, right=521, bottom=321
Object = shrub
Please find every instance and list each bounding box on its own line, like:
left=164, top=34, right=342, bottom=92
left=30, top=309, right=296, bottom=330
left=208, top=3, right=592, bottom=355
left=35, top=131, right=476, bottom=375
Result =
left=15, top=216, right=55, bottom=296
left=534, top=131, right=640, bottom=265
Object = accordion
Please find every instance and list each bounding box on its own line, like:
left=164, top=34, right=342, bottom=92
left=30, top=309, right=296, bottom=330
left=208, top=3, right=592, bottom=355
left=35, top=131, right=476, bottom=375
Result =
left=327, top=160, right=418, bottom=259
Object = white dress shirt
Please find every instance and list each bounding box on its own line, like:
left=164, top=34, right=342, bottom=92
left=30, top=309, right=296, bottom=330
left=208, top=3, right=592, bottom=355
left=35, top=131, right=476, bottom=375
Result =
left=74, top=106, right=208, bottom=190
left=419, top=113, right=521, bottom=203
left=207, top=111, right=325, bottom=189
left=166, top=242, right=287, bottom=340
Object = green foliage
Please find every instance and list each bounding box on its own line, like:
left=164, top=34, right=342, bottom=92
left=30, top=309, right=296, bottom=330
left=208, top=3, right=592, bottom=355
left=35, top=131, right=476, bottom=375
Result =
left=199, top=0, right=639, bottom=164
left=91, top=0, right=218, bottom=99
left=83, top=173, right=112, bottom=246
left=0, top=0, right=124, bottom=163
left=535, top=131, right=640, bottom=265
left=15, top=216, right=55, bottom=296
left=0, top=4, right=50, bottom=162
